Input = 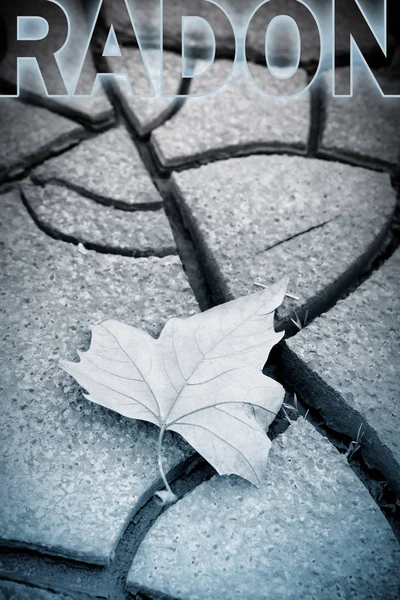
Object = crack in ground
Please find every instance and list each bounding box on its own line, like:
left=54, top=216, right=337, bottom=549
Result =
left=143, top=124, right=400, bottom=340
left=307, top=73, right=326, bottom=158
left=0, top=36, right=216, bottom=598
left=149, top=141, right=391, bottom=177
left=84, top=15, right=214, bottom=312
left=0, top=77, right=116, bottom=133
left=88, top=8, right=194, bottom=141
left=116, top=74, right=194, bottom=139
left=316, top=148, right=395, bottom=175
left=283, top=175, right=400, bottom=337
left=0, top=574, right=105, bottom=600
left=19, top=186, right=177, bottom=260
left=150, top=142, right=307, bottom=175
left=271, top=344, right=400, bottom=542
left=277, top=212, right=394, bottom=337
left=0, top=119, right=115, bottom=188
left=164, top=172, right=396, bottom=339
left=0, top=455, right=214, bottom=600
left=0, top=124, right=88, bottom=186
left=96, top=73, right=214, bottom=312
left=30, top=176, right=164, bottom=213
left=1, top=22, right=399, bottom=600
left=107, top=457, right=215, bottom=600
left=312, top=75, right=395, bottom=174
left=160, top=182, right=214, bottom=312
left=152, top=164, right=400, bottom=541
left=0, top=180, right=21, bottom=195
left=256, top=216, right=340, bottom=256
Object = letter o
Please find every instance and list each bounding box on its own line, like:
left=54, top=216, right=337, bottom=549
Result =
left=246, top=0, right=321, bottom=97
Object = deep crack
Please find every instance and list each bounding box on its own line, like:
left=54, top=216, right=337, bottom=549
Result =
left=19, top=185, right=177, bottom=260
left=0, top=455, right=214, bottom=600
left=30, top=176, right=164, bottom=213
left=0, top=12, right=399, bottom=600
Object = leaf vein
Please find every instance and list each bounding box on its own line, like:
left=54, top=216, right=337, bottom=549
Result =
left=174, top=422, right=260, bottom=485
left=101, top=324, right=161, bottom=420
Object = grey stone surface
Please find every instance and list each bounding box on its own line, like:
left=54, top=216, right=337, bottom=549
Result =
left=6, top=59, right=114, bottom=133
left=127, top=418, right=400, bottom=600
left=0, top=100, right=85, bottom=181
left=171, top=155, right=395, bottom=325
left=22, top=182, right=176, bottom=257
left=321, top=68, right=400, bottom=167
left=0, top=0, right=114, bottom=129
left=0, top=190, right=198, bottom=565
left=33, top=127, right=161, bottom=209
left=152, top=61, right=311, bottom=168
left=283, top=250, right=400, bottom=494
left=49, top=68, right=114, bottom=132
left=108, top=49, right=187, bottom=135
left=0, top=581, right=73, bottom=600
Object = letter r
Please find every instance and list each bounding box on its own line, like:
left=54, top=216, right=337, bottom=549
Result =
left=0, top=0, right=68, bottom=97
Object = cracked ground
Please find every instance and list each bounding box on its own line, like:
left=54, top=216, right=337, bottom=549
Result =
left=0, top=1, right=399, bottom=599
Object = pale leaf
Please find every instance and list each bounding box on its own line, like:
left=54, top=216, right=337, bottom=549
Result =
left=61, top=279, right=287, bottom=487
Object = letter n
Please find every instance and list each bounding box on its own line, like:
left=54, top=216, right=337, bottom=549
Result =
left=334, top=0, right=397, bottom=97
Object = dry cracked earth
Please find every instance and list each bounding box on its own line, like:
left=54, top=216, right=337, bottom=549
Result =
left=0, top=1, right=400, bottom=599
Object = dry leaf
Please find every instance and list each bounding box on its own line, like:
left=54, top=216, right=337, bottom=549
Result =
left=61, top=279, right=287, bottom=499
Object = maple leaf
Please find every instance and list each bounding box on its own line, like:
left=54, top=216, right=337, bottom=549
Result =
left=61, top=279, right=287, bottom=502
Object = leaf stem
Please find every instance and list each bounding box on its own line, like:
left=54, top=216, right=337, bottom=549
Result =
left=157, top=425, right=173, bottom=495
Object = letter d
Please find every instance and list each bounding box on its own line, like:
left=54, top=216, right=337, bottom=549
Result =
left=162, top=0, right=236, bottom=97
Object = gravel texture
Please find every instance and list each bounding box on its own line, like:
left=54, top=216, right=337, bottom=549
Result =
left=33, top=127, right=161, bottom=209
left=171, top=155, right=395, bottom=326
left=0, top=581, right=73, bottom=600
left=152, top=61, right=311, bottom=168
left=22, top=182, right=176, bottom=257
left=128, top=418, right=400, bottom=600
left=0, top=100, right=85, bottom=181
left=108, top=48, right=188, bottom=135
left=0, top=190, right=198, bottom=565
left=321, top=67, right=400, bottom=167
left=283, top=250, right=400, bottom=494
